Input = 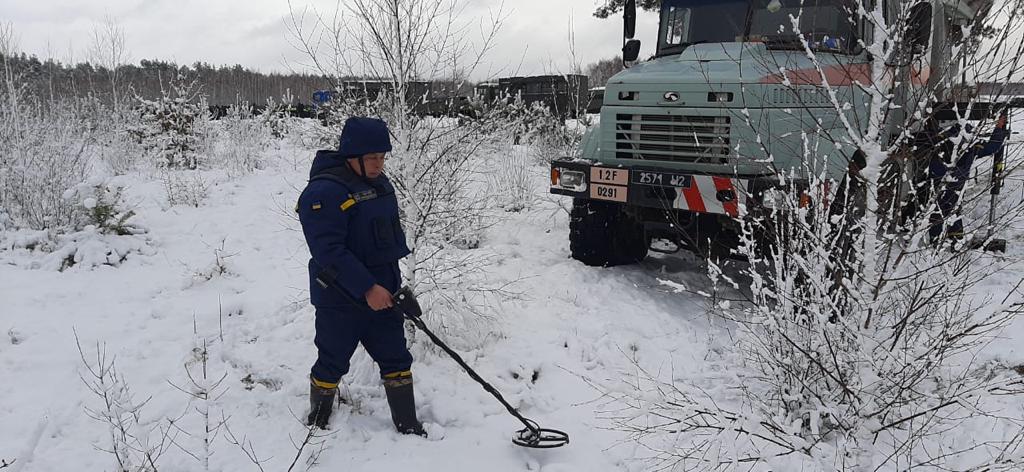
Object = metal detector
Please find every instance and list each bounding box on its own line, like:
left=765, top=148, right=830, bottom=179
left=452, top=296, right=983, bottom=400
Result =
left=392, top=287, right=570, bottom=448
left=318, top=275, right=570, bottom=448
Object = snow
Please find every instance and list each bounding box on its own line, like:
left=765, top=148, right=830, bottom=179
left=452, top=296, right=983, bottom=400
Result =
left=4, top=127, right=1024, bottom=470
left=0, top=141, right=716, bottom=471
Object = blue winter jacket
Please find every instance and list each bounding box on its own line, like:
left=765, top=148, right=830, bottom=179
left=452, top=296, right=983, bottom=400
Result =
left=297, top=150, right=411, bottom=308
left=929, top=126, right=1009, bottom=183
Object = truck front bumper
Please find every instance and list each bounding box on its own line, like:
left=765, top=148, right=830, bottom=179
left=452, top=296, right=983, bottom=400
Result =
left=550, top=159, right=777, bottom=218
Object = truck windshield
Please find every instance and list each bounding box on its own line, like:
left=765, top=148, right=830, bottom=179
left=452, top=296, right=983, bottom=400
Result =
left=657, top=0, right=749, bottom=57
left=748, top=0, right=857, bottom=52
left=657, top=0, right=858, bottom=57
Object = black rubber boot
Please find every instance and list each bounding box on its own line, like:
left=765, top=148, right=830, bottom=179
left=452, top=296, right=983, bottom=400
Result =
left=307, top=380, right=337, bottom=429
left=383, top=372, right=426, bottom=436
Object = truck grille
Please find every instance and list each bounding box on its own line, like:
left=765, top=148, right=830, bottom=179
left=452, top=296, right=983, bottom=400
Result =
left=614, top=114, right=732, bottom=164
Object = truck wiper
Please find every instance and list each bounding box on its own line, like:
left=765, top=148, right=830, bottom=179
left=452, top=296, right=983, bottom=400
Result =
left=762, top=33, right=851, bottom=54
left=763, top=34, right=804, bottom=50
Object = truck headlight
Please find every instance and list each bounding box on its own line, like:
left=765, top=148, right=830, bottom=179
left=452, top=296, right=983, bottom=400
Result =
left=552, top=168, right=586, bottom=191
left=758, top=189, right=783, bottom=211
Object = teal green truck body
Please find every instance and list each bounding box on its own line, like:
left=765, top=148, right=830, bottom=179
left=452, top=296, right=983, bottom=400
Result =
left=550, top=0, right=992, bottom=263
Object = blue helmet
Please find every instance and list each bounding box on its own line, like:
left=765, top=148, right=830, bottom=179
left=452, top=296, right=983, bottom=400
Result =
left=338, top=117, right=393, bottom=158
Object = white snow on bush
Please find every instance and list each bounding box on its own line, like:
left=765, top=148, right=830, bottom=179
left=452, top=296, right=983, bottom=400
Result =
left=1, top=227, right=154, bottom=271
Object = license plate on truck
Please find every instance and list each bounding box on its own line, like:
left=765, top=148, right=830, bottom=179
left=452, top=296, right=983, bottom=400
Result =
left=590, top=167, right=629, bottom=202
left=633, top=170, right=692, bottom=188
left=590, top=183, right=627, bottom=202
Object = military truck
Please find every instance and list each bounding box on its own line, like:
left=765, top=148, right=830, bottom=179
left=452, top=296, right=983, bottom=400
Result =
left=475, top=75, right=590, bottom=118
left=313, top=80, right=472, bottom=118
left=549, top=0, right=998, bottom=266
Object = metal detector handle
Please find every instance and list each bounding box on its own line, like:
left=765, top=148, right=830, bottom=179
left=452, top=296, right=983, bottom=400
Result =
left=393, top=287, right=423, bottom=318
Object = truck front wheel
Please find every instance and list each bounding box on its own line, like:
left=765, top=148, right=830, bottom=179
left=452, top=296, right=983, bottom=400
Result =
left=569, top=198, right=648, bottom=267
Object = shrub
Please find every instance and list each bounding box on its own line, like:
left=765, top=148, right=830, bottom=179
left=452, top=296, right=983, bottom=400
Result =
left=131, top=73, right=210, bottom=170
left=0, top=97, right=93, bottom=231
left=64, top=180, right=140, bottom=235
left=217, top=102, right=267, bottom=175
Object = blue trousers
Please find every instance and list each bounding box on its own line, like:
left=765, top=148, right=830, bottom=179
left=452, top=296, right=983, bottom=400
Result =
left=928, top=154, right=975, bottom=240
left=311, top=306, right=413, bottom=384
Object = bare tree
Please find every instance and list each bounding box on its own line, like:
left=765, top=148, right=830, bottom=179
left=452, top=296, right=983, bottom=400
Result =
left=585, top=56, right=624, bottom=88
left=0, top=22, right=17, bottom=109
left=165, top=330, right=229, bottom=472
left=77, top=334, right=176, bottom=472
left=0, top=33, right=92, bottom=233
left=287, top=0, right=505, bottom=129
left=287, top=0, right=523, bottom=343
left=88, top=16, right=130, bottom=111
left=0, top=21, right=20, bottom=215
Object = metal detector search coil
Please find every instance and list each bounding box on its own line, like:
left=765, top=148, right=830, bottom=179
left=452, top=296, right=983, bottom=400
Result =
left=513, top=419, right=570, bottom=449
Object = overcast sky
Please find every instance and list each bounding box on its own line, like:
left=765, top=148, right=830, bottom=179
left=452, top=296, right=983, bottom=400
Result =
left=2, top=0, right=660, bottom=79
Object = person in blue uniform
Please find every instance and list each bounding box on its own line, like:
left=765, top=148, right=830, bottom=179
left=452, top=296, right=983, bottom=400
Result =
left=296, top=117, right=425, bottom=435
left=928, top=113, right=1009, bottom=241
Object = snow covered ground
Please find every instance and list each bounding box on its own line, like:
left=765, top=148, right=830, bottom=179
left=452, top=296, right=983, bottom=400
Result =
left=4, top=130, right=1024, bottom=471
left=0, top=141, right=723, bottom=472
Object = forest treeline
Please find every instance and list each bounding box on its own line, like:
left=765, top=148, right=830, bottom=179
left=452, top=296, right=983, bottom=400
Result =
left=2, top=53, right=329, bottom=106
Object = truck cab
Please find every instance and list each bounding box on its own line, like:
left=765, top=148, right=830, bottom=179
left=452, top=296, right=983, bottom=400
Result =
left=551, top=0, right=989, bottom=265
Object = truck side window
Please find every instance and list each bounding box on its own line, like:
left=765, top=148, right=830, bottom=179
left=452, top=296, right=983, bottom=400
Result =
left=663, top=7, right=691, bottom=45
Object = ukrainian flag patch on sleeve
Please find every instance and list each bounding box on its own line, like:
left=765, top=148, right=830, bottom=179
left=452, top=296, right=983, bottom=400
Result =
left=311, top=201, right=323, bottom=211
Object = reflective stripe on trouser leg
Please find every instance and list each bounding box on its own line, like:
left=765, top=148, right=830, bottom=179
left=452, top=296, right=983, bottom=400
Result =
left=382, top=370, right=413, bottom=388
left=311, top=376, right=339, bottom=389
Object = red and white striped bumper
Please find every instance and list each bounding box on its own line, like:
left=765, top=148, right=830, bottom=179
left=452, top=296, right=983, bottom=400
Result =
left=671, top=175, right=746, bottom=217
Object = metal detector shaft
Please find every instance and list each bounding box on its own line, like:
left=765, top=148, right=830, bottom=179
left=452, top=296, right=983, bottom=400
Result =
left=401, top=313, right=538, bottom=433
left=985, top=111, right=1009, bottom=240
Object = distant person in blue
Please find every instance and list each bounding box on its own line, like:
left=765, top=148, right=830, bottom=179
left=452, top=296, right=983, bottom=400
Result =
left=928, top=113, right=1009, bottom=242
left=296, top=117, right=425, bottom=435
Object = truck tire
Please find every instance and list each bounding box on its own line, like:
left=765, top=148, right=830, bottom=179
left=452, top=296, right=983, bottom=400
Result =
left=569, top=198, right=648, bottom=267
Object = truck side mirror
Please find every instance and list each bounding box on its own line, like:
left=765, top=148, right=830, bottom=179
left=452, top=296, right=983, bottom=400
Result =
left=624, top=0, right=637, bottom=39
left=907, top=3, right=931, bottom=55
left=623, top=39, right=642, bottom=62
